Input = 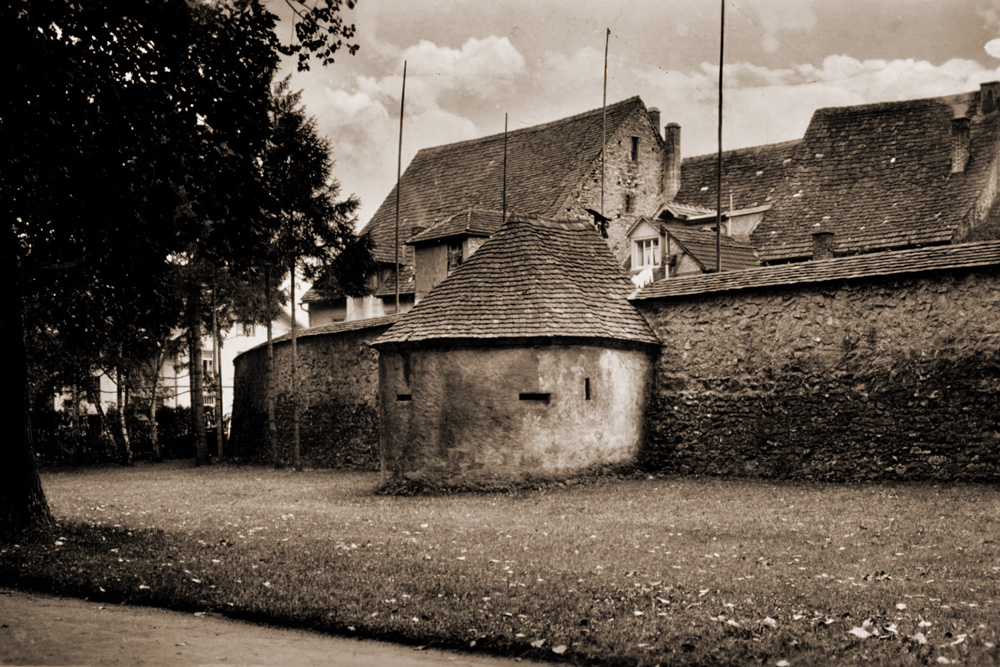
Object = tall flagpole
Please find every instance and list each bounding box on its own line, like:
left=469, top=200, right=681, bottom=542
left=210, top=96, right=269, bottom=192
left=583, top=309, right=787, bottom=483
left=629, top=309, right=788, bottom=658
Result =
left=395, top=61, right=407, bottom=313
left=502, top=113, right=508, bottom=223
left=716, top=1, right=724, bottom=273
left=602, top=28, right=609, bottom=217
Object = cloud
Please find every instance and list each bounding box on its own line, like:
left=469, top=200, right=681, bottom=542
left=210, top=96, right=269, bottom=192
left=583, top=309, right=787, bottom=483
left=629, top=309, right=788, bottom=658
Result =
left=987, top=38, right=1000, bottom=59
left=289, top=36, right=522, bottom=226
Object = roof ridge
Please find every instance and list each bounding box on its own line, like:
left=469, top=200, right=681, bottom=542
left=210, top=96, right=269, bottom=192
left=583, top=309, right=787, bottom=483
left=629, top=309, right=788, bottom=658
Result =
left=683, top=138, right=802, bottom=162
left=413, top=96, right=645, bottom=157
left=811, top=90, right=978, bottom=118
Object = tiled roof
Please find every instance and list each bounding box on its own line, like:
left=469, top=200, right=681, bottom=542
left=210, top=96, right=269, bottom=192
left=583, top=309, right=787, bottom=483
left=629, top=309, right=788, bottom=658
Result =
left=359, top=97, right=653, bottom=263
left=753, top=92, right=1000, bottom=262
left=658, top=202, right=717, bottom=220
left=301, top=274, right=345, bottom=303
left=374, top=264, right=416, bottom=297
left=631, top=240, right=1000, bottom=301
left=664, top=227, right=759, bottom=272
left=673, top=140, right=801, bottom=211
left=407, top=209, right=505, bottom=245
left=239, top=314, right=403, bottom=356
left=373, top=216, right=660, bottom=348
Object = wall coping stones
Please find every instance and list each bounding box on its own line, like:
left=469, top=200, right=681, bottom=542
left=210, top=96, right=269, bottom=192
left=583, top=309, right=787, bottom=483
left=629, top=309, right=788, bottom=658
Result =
left=631, top=240, right=1000, bottom=301
left=236, top=314, right=403, bottom=359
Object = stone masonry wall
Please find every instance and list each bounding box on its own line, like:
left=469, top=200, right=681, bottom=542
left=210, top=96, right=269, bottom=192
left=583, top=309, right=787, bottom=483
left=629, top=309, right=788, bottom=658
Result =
left=563, top=109, right=665, bottom=262
left=634, top=267, right=1000, bottom=482
left=229, top=321, right=394, bottom=469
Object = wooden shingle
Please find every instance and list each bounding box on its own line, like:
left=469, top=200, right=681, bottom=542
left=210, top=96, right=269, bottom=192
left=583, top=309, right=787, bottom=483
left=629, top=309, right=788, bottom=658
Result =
left=373, top=215, right=660, bottom=348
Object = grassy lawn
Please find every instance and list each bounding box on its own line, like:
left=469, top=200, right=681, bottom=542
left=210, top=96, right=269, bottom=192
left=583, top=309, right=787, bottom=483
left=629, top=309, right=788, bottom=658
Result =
left=2, top=462, right=998, bottom=666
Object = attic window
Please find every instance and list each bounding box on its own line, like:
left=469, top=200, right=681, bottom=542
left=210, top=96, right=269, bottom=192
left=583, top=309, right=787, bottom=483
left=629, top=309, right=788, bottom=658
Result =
left=447, top=242, right=463, bottom=275
left=632, top=237, right=660, bottom=269
left=630, top=136, right=639, bottom=162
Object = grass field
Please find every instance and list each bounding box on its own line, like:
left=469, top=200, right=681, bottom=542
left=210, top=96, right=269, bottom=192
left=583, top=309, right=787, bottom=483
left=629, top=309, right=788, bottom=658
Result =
left=2, top=462, right=998, bottom=665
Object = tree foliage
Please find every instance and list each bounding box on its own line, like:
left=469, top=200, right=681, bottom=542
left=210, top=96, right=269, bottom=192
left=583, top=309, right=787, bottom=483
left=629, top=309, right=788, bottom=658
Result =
left=2, top=0, right=361, bottom=536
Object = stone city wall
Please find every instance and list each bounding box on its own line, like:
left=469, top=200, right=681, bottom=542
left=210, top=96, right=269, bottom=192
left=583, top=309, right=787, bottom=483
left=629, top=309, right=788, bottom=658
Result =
left=229, top=318, right=397, bottom=469
left=634, top=266, right=1000, bottom=481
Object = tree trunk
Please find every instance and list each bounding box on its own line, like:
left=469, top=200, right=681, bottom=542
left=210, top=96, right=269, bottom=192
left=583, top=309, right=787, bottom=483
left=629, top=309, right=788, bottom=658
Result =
left=211, top=281, right=224, bottom=460
left=290, top=257, right=301, bottom=472
left=0, top=222, right=54, bottom=538
left=115, top=361, right=133, bottom=465
left=188, top=283, right=209, bottom=466
left=265, top=268, right=278, bottom=468
left=149, top=346, right=163, bottom=462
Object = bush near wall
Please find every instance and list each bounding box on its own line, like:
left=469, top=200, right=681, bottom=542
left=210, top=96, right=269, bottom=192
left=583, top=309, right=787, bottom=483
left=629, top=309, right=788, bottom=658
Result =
left=32, top=405, right=195, bottom=466
left=635, top=267, right=1000, bottom=482
left=229, top=318, right=396, bottom=469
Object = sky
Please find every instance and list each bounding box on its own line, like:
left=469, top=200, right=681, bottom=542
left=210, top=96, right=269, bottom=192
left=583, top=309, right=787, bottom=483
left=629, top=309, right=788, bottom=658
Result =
left=274, top=0, right=1000, bottom=229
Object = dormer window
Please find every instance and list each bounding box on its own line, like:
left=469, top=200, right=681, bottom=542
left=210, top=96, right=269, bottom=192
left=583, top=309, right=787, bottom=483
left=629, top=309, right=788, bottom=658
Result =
left=630, top=136, right=640, bottom=162
left=632, top=237, right=660, bottom=269
left=447, top=241, right=463, bottom=275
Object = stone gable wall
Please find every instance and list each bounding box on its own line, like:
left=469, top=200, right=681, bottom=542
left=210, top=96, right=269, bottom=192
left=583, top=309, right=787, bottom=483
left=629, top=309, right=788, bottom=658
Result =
left=229, top=322, right=394, bottom=469
left=634, top=266, right=1000, bottom=481
left=562, top=110, right=665, bottom=262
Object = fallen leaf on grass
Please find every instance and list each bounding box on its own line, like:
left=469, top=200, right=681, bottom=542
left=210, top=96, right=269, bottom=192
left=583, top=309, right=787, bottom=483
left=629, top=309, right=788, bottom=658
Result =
left=911, top=632, right=927, bottom=645
left=530, top=639, right=545, bottom=648
left=552, top=645, right=567, bottom=654
left=763, top=617, right=778, bottom=628
left=849, top=627, right=871, bottom=639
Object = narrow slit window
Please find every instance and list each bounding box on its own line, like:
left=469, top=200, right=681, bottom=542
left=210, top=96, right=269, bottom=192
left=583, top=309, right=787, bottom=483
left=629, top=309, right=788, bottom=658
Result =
left=630, top=136, right=640, bottom=161
left=584, top=378, right=591, bottom=400
left=519, top=392, right=550, bottom=403
left=396, top=393, right=412, bottom=402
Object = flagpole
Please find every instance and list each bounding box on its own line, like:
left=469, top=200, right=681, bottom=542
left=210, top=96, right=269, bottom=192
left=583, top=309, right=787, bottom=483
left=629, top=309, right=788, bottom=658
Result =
left=502, top=113, right=508, bottom=222
left=716, top=1, right=724, bottom=272
left=602, top=27, right=609, bottom=217
left=395, top=61, right=407, bottom=313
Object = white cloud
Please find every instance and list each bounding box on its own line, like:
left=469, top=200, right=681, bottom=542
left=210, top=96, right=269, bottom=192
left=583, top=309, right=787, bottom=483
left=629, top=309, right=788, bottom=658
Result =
left=987, top=38, right=1000, bottom=59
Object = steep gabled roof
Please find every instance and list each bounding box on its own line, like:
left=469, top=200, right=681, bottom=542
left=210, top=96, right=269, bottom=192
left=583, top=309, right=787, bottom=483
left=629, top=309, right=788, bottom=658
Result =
left=674, top=139, right=801, bottom=211
left=372, top=216, right=660, bottom=348
left=665, top=227, right=759, bottom=271
left=407, top=209, right=505, bottom=245
left=360, top=97, right=654, bottom=263
left=753, top=91, right=1000, bottom=262
left=632, top=240, right=1000, bottom=301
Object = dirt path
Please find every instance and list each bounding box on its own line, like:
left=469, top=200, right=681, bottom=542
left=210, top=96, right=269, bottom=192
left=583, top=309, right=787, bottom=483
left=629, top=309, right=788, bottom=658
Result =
left=0, top=588, right=546, bottom=666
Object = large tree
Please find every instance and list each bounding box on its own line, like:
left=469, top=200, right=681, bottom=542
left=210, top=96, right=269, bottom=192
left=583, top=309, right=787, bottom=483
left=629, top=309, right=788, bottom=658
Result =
left=2, top=0, right=359, bottom=537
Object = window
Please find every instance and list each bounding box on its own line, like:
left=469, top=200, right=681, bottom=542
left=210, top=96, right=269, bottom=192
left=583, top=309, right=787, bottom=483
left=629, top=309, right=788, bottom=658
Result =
left=519, top=392, right=550, bottom=403
left=584, top=378, right=591, bottom=400
left=624, top=193, right=634, bottom=213
left=396, top=393, right=412, bottom=402
left=630, top=136, right=640, bottom=161
left=241, top=323, right=256, bottom=337
left=632, top=237, right=660, bottom=269
left=447, top=242, right=463, bottom=275
left=202, top=356, right=214, bottom=376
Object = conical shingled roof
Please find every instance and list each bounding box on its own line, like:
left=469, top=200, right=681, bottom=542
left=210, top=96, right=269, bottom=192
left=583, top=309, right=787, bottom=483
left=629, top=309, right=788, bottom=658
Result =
left=372, top=215, right=660, bottom=348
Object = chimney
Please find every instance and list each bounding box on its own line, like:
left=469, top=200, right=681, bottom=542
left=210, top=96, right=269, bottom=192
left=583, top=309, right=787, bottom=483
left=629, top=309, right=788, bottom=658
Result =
left=661, top=122, right=681, bottom=200
left=980, top=81, right=1000, bottom=115
left=951, top=117, right=971, bottom=174
left=812, top=231, right=834, bottom=260
left=647, top=107, right=661, bottom=139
